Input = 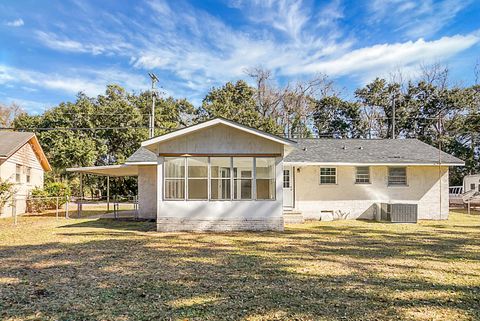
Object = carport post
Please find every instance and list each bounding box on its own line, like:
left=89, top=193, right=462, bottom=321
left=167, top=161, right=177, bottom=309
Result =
left=78, top=172, right=83, bottom=218
left=107, top=176, right=110, bottom=213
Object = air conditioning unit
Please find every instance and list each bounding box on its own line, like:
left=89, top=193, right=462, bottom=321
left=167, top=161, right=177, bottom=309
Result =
left=380, top=203, right=418, bottom=223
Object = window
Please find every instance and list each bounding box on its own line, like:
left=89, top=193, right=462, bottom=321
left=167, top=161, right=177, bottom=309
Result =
left=210, top=157, right=231, bottom=200
left=320, top=167, right=336, bottom=184
left=355, top=166, right=370, bottom=184
left=256, top=158, right=275, bottom=200
left=187, top=157, right=208, bottom=200
left=283, top=169, right=290, bottom=188
left=163, top=156, right=276, bottom=201
left=164, top=157, right=185, bottom=199
left=388, top=167, right=407, bottom=186
left=26, top=167, right=31, bottom=183
left=15, top=164, right=21, bottom=183
left=233, top=157, right=253, bottom=200
left=471, top=183, right=476, bottom=191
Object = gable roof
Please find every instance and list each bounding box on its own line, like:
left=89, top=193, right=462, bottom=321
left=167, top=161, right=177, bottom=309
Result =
left=0, top=132, right=51, bottom=171
left=141, top=118, right=296, bottom=149
left=284, top=139, right=464, bottom=166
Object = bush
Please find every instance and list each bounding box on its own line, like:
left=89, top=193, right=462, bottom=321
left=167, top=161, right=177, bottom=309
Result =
left=0, top=179, right=15, bottom=213
left=27, top=182, right=71, bottom=213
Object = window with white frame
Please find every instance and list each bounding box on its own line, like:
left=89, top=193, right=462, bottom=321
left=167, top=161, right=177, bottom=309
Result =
left=233, top=157, right=253, bottom=200
left=355, top=166, right=370, bottom=184
left=15, top=164, right=21, bottom=183
left=256, top=158, right=276, bottom=200
left=164, top=157, right=185, bottom=199
left=470, top=183, right=476, bottom=191
left=187, top=157, right=208, bottom=200
left=388, top=167, right=407, bottom=186
left=26, top=167, right=31, bottom=183
left=320, top=167, right=336, bottom=184
left=164, top=156, right=275, bottom=201
left=210, top=157, right=231, bottom=200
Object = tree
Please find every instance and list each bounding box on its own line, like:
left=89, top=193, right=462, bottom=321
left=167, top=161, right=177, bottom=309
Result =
left=0, top=102, right=24, bottom=127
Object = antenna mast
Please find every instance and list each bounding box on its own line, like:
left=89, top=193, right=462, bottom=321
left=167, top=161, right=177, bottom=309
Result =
left=148, top=72, right=159, bottom=138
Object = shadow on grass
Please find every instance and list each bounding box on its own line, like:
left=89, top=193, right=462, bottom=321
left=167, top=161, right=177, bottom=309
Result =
left=1, top=214, right=479, bottom=320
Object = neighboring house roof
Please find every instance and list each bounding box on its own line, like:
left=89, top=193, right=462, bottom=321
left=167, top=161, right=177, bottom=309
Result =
left=126, top=147, right=157, bottom=164
left=284, top=138, right=464, bottom=166
left=0, top=132, right=51, bottom=171
left=141, top=117, right=297, bottom=149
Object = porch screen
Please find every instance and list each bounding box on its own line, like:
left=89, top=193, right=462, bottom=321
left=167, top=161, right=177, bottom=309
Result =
left=256, top=158, right=275, bottom=200
left=187, top=157, right=208, bottom=200
left=210, top=157, right=231, bottom=200
left=164, top=157, right=185, bottom=199
left=233, top=157, right=253, bottom=200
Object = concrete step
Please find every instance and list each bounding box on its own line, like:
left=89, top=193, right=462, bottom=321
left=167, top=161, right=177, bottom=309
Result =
left=283, top=211, right=304, bottom=224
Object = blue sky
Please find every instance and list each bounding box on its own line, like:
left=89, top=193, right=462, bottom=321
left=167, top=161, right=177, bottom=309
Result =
left=1, top=0, right=480, bottom=114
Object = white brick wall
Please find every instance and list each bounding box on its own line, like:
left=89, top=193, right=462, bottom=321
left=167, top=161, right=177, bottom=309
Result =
left=157, top=217, right=284, bottom=232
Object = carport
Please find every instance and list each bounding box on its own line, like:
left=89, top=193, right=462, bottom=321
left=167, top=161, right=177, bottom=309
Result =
left=66, top=164, right=140, bottom=217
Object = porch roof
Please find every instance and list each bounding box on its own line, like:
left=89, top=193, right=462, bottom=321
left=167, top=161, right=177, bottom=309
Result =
left=66, top=164, right=140, bottom=177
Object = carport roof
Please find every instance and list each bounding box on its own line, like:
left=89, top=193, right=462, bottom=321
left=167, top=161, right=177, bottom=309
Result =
left=66, top=164, right=140, bottom=177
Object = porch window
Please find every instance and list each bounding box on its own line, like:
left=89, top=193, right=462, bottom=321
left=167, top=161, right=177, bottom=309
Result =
left=164, top=157, right=185, bottom=199
left=15, top=164, right=21, bottom=183
left=320, top=167, right=336, bottom=184
left=233, top=157, right=253, bottom=200
left=187, top=157, right=208, bottom=200
left=355, top=166, right=370, bottom=184
left=256, top=158, right=275, bottom=200
left=388, top=167, right=407, bottom=186
left=210, top=157, right=231, bottom=200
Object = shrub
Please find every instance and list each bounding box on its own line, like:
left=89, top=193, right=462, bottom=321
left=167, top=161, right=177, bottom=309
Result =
left=0, top=179, right=15, bottom=213
left=27, top=182, right=71, bottom=213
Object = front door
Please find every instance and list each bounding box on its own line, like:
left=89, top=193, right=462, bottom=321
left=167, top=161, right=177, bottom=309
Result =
left=283, top=166, right=294, bottom=208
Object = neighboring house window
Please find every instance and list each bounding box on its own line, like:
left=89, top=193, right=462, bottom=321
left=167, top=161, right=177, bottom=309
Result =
left=26, top=167, right=31, bottom=183
left=255, top=158, right=276, bottom=200
left=320, top=167, right=336, bottom=184
left=283, top=170, right=290, bottom=188
left=233, top=157, right=253, bottom=200
left=164, top=157, right=276, bottom=201
left=15, top=164, right=21, bottom=183
left=210, top=157, right=231, bottom=200
left=388, top=167, right=407, bottom=186
left=187, top=157, right=208, bottom=200
left=164, top=157, right=185, bottom=199
left=355, top=166, right=370, bottom=184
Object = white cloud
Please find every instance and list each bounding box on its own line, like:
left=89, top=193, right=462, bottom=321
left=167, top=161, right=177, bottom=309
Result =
left=0, top=64, right=148, bottom=97
left=369, top=0, right=472, bottom=38
left=5, top=18, right=24, bottom=27
left=284, top=34, right=480, bottom=79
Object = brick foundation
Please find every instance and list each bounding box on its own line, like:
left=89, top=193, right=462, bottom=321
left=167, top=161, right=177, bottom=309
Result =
left=157, top=217, right=284, bottom=232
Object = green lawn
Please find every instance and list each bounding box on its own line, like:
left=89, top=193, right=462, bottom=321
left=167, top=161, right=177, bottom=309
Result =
left=0, top=211, right=479, bottom=321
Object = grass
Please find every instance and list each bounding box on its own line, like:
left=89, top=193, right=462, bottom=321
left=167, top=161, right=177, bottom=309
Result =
left=0, top=210, right=479, bottom=321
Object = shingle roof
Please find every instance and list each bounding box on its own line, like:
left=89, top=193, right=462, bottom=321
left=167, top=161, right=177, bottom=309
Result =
left=0, top=132, right=35, bottom=157
left=284, top=139, right=464, bottom=165
left=126, top=147, right=157, bottom=163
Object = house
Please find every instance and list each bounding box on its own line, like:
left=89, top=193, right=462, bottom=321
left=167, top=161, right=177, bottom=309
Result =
left=463, top=174, right=480, bottom=193
left=0, top=132, right=51, bottom=217
left=67, top=118, right=464, bottom=231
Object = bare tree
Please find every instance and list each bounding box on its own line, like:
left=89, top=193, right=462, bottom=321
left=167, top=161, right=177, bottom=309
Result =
left=0, top=102, right=24, bottom=127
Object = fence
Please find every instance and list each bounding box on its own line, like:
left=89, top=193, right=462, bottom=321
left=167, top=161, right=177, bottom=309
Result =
left=2, top=195, right=138, bottom=225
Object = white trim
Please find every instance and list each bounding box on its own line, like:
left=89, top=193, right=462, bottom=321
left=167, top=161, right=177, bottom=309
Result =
left=285, top=161, right=463, bottom=166
left=124, top=161, right=156, bottom=165
left=141, top=118, right=296, bottom=148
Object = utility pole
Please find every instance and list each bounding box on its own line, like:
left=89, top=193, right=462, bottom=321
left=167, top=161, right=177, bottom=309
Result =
left=392, top=95, right=396, bottom=139
left=148, top=72, right=159, bottom=138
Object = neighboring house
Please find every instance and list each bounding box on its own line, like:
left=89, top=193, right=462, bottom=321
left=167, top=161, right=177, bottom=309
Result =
left=0, top=132, right=51, bottom=217
left=463, top=174, right=480, bottom=193
left=68, top=118, right=464, bottom=231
